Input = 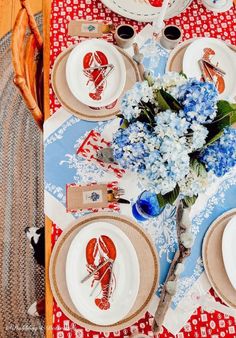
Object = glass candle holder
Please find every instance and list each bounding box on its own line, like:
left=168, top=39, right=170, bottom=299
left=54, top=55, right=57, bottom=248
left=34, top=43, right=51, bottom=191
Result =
left=132, top=190, right=164, bottom=221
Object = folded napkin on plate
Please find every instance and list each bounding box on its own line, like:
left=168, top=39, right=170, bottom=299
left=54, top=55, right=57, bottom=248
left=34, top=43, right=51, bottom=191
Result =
left=77, top=130, right=125, bottom=178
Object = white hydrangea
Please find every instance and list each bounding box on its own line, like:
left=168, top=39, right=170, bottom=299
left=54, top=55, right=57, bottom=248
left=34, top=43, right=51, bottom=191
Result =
left=153, top=72, right=188, bottom=95
left=187, top=123, right=209, bottom=151
left=179, top=168, right=210, bottom=197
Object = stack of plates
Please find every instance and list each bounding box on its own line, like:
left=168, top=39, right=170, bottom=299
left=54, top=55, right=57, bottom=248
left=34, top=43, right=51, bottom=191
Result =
left=51, top=39, right=140, bottom=121
left=202, top=209, right=236, bottom=308
left=166, top=37, right=236, bottom=101
left=49, top=212, right=159, bottom=331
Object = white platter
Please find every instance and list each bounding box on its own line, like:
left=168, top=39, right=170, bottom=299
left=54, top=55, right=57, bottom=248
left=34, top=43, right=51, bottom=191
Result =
left=222, top=216, right=236, bottom=290
left=183, top=37, right=236, bottom=100
left=101, top=0, right=193, bottom=21
left=66, top=221, right=140, bottom=325
left=66, top=39, right=126, bottom=108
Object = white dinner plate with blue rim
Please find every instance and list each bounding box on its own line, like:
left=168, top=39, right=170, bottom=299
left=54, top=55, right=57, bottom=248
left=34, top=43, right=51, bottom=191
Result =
left=101, top=0, right=193, bottom=21
left=222, top=215, right=236, bottom=290
left=66, top=221, right=140, bottom=325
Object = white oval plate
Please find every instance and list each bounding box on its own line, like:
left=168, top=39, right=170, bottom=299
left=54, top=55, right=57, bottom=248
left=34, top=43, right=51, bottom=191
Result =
left=222, top=215, right=236, bottom=290
left=66, top=221, right=140, bottom=325
left=183, top=38, right=236, bottom=100
left=66, top=39, right=126, bottom=108
left=101, top=0, right=193, bottom=21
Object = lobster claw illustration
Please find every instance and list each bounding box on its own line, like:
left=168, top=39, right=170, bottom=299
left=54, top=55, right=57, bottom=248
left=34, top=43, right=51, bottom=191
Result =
left=202, top=48, right=225, bottom=94
left=146, top=0, right=164, bottom=7
left=83, top=51, right=109, bottom=101
left=86, top=235, right=117, bottom=310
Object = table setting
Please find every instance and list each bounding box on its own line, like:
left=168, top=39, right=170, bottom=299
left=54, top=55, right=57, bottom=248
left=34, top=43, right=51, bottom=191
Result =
left=44, top=0, right=236, bottom=337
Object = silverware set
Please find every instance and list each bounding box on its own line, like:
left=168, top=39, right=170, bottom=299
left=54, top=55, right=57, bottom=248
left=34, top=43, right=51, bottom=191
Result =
left=198, top=58, right=225, bottom=85
left=107, top=189, right=130, bottom=204
left=80, top=258, right=114, bottom=298
left=83, top=64, right=115, bottom=92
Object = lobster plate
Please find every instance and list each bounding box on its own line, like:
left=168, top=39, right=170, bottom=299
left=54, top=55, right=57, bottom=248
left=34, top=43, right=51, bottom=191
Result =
left=66, top=221, right=140, bottom=325
left=183, top=38, right=236, bottom=100
left=66, top=39, right=126, bottom=108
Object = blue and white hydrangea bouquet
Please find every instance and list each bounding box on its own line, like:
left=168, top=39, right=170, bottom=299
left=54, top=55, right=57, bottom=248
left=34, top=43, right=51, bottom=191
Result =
left=111, top=72, right=236, bottom=331
left=112, top=72, right=236, bottom=208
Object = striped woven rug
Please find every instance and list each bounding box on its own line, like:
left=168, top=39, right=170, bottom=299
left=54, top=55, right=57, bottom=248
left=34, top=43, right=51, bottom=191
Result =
left=0, top=14, right=44, bottom=338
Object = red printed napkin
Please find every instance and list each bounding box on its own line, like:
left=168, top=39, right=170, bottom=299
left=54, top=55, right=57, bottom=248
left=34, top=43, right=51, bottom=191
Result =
left=77, top=130, right=125, bottom=178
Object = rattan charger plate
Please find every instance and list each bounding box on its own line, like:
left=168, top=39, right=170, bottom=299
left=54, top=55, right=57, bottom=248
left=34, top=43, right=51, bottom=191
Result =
left=51, top=46, right=140, bottom=121
left=49, top=212, right=159, bottom=332
left=202, top=209, right=236, bottom=308
left=166, top=38, right=236, bottom=73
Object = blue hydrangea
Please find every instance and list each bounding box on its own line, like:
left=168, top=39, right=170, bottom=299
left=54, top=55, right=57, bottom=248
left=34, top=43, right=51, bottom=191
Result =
left=177, top=79, right=218, bottom=124
left=113, top=111, right=192, bottom=195
left=199, top=127, right=236, bottom=177
left=113, top=121, right=150, bottom=173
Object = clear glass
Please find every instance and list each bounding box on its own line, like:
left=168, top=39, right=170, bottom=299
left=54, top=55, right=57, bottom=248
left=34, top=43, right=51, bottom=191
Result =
left=132, top=190, right=164, bottom=221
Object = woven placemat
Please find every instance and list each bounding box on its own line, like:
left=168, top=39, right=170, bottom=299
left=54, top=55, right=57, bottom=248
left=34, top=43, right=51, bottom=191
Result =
left=166, top=38, right=236, bottom=73
left=51, top=46, right=140, bottom=121
left=202, top=209, right=236, bottom=308
left=0, top=13, right=44, bottom=338
left=49, top=212, right=159, bottom=332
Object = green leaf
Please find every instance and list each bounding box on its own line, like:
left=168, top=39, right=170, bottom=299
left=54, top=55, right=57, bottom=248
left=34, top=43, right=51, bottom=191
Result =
left=120, top=119, right=129, bottom=129
left=205, top=100, right=236, bottom=144
left=116, top=113, right=124, bottom=119
left=157, top=185, right=180, bottom=208
left=155, top=90, right=170, bottom=111
left=157, top=193, right=166, bottom=209
left=217, top=100, right=236, bottom=119
left=204, top=129, right=224, bottom=147
left=143, top=109, right=154, bottom=124
left=155, top=89, right=182, bottom=112
left=183, top=195, right=198, bottom=208
left=190, top=159, right=207, bottom=178
left=179, top=71, right=187, bottom=79
left=144, top=72, right=154, bottom=86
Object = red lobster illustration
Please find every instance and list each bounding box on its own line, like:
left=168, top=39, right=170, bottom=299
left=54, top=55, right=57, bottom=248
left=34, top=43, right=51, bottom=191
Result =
left=83, top=51, right=109, bottom=101
left=146, top=0, right=163, bottom=7
left=86, top=235, right=117, bottom=310
left=202, top=48, right=225, bottom=94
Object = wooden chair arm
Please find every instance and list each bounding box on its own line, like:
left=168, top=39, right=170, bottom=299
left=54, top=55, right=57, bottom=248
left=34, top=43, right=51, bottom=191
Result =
left=12, top=2, right=44, bottom=131
left=20, top=0, right=43, bottom=49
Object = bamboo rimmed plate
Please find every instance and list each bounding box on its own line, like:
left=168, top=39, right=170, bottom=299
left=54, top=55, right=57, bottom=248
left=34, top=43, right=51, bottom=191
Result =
left=51, top=45, right=140, bottom=121
left=202, top=209, right=236, bottom=308
left=49, top=212, right=159, bottom=332
left=166, top=38, right=236, bottom=74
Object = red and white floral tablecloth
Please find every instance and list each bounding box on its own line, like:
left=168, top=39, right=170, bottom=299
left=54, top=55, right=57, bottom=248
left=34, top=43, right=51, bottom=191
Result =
left=48, top=1, right=236, bottom=337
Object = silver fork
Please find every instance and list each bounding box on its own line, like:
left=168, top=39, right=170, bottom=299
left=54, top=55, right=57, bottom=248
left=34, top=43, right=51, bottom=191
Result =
left=89, top=261, right=114, bottom=297
left=80, top=258, right=112, bottom=283
left=89, top=65, right=114, bottom=92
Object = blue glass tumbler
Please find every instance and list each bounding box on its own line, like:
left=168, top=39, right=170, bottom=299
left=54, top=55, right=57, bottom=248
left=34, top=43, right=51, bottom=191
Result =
left=132, top=190, right=164, bottom=221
